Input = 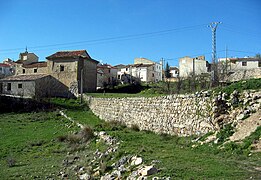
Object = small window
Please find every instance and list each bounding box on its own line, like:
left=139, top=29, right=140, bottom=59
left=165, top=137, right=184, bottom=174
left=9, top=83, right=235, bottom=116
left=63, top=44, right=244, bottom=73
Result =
left=60, top=65, right=64, bottom=72
left=23, top=69, right=25, bottom=74
left=126, top=68, right=128, bottom=71
left=258, top=61, right=261, bottom=67
left=118, top=75, right=121, bottom=79
left=18, top=84, right=22, bottom=88
left=242, top=61, right=247, bottom=66
left=0, top=67, right=2, bottom=72
left=34, top=69, right=37, bottom=73
left=109, top=69, right=111, bottom=73
left=152, top=73, right=154, bottom=77
left=7, top=83, right=11, bottom=91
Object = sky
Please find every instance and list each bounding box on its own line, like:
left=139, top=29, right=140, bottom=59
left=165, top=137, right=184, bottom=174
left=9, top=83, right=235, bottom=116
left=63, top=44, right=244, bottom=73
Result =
left=0, top=0, right=260, bottom=67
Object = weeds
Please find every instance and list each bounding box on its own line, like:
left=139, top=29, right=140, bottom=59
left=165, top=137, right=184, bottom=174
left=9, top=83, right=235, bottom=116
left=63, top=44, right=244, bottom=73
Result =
left=216, top=123, right=235, bottom=143
left=6, top=157, right=16, bottom=167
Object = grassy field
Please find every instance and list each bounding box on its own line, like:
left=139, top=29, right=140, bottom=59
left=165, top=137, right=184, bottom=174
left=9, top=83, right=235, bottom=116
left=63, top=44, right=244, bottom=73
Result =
left=0, top=98, right=260, bottom=179
left=0, top=110, right=79, bottom=179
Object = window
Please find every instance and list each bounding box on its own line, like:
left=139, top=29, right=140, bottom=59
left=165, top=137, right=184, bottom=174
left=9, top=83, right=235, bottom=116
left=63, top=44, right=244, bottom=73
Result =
left=258, top=61, right=261, bottom=67
left=117, top=75, right=121, bottom=79
left=109, top=69, right=111, bottom=73
left=18, top=84, right=22, bottom=88
left=7, top=83, right=11, bottom=91
left=0, top=67, right=2, bottom=72
left=126, top=68, right=128, bottom=71
left=23, top=69, right=25, bottom=74
left=242, top=61, right=247, bottom=66
left=23, top=56, right=27, bottom=60
left=60, top=65, right=64, bottom=72
left=34, top=69, right=37, bottom=73
left=152, top=73, right=154, bottom=77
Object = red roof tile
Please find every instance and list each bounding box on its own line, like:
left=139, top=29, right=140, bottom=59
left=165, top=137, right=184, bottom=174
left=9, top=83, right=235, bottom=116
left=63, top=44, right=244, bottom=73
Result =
left=0, top=63, right=11, bottom=67
left=46, top=50, right=91, bottom=59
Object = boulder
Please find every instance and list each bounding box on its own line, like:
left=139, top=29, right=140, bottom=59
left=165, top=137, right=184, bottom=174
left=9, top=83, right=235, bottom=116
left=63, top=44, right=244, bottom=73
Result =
left=131, top=156, right=143, bottom=166
left=138, top=165, right=158, bottom=176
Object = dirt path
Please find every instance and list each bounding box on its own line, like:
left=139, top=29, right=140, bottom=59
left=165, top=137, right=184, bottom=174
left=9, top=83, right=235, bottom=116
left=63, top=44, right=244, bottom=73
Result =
left=229, top=110, right=261, bottom=142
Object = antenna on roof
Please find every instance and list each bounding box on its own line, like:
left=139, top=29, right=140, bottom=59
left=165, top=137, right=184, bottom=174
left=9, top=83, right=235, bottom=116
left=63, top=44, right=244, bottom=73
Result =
left=25, top=46, right=28, bottom=53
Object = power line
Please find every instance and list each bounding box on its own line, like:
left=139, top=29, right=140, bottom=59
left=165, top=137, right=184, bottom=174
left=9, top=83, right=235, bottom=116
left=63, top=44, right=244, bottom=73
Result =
left=0, top=24, right=207, bottom=53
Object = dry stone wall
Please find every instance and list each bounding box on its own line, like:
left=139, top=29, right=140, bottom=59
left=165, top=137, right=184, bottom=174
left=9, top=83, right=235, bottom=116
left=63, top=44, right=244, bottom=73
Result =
left=87, top=94, right=216, bottom=136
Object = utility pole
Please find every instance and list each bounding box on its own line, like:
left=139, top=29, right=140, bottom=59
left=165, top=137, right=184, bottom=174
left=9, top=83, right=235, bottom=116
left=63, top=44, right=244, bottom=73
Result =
left=80, top=69, right=83, bottom=103
left=208, top=22, right=222, bottom=87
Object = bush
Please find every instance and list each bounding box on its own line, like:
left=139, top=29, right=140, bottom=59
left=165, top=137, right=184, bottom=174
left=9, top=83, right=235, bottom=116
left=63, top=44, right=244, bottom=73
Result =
left=79, top=126, right=94, bottom=142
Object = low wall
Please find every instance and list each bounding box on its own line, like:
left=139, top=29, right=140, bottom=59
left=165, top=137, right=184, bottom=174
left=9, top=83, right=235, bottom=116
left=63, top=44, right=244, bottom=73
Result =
left=87, top=94, right=215, bottom=136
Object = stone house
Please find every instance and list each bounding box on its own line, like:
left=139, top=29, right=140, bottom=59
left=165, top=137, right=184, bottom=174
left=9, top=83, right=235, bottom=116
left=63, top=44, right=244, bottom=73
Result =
left=15, top=51, right=47, bottom=75
left=97, top=63, right=118, bottom=89
left=179, top=55, right=210, bottom=78
left=0, top=63, right=13, bottom=79
left=46, top=50, right=99, bottom=95
left=0, top=74, right=68, bottom=98
left=1, top=50, right=99, bottom=98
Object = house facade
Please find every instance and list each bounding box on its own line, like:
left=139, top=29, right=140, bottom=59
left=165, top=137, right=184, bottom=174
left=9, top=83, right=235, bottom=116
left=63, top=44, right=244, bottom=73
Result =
left=0, top=63, right=13, bottom=79
left=179, top=56, right=210, bottom=78
left=1, top=50, right=99, bottom=98
left=46, top=50, right=99, bottom=95
left=97, top=63, right=118, bottom=89
left=0, top=74, right=53, bottom=98
left=219, top=57, right=261, bottom=72
left=117, top=58, right=163, bottom=83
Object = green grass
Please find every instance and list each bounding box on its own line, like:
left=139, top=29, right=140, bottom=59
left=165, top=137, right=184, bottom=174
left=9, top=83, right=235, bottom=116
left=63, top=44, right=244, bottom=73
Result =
left=215, top=78, right=261, bottom=95
left=59, top=98, right=261, bottom=179
left=1, top=98, right=260, bottom=179
left=0, top=111, right=79, bottom=179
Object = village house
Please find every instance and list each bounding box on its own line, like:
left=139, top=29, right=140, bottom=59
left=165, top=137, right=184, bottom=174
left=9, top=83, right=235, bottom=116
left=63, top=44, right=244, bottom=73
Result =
left=0, top=63, right=13, bottom=79
left=0, top=50, right=99, bottom=98
left=15, top=51, right=47, bottom=75
left=218, top=57, right=261, bottom=72
left=117, top=58, right=163, bottom=83
left=97, top=63, right=117, bottom=89
left=179, top=55, right=210, bottom=78
left=167, top=66, right=179, bottom=82
left=0, top=74, right=61, bottom=98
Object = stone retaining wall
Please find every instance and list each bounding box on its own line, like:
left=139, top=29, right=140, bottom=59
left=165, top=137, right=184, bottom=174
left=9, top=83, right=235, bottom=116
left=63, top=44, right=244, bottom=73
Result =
left=86, top=94, right=215, bottom=136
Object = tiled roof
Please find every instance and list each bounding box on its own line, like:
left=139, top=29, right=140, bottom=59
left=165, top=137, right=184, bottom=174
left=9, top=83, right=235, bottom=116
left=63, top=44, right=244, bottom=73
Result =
left=230, top=57, right=260, bottom=61
left=15, top=60, right=24, bottom=64
left=22, top=62, right=47, bottom=68
left=125, top=63, right=153, bottom=68
left=170, top=67, right=179, bottom=71
left=0, top=63, right=11, bottom=67
left=97, top=63, right=117, bottom=69
left=0, top=74, right=49, bottom=81
left=46, top=50, right=91, bottom=59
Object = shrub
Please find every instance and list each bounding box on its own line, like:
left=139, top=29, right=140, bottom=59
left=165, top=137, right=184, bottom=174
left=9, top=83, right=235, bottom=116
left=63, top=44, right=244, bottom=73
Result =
left=79, top=126, right=94, bottom=142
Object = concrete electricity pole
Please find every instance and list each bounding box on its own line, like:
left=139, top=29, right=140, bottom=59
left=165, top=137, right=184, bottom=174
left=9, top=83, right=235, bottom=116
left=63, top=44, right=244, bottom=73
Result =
left=209, top=22, right=222, bottom=87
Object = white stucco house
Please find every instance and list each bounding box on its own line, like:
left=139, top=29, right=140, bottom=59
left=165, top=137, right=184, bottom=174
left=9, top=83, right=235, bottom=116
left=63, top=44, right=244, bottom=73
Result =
left=218, top=57, right=261, bottom=72
left=117, top=58, right=163, bottom=83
